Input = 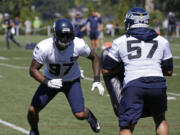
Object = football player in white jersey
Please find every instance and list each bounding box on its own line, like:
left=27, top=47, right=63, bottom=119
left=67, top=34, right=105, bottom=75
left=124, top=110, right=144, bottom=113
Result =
left=102, top=7, right=173, bottom=135
left=27, top=18, right=104, bottom=135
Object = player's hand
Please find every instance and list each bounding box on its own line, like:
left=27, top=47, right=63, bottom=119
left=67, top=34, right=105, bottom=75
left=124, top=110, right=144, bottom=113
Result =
left=91, top=82, right=104, bottom=96
left=47, top=79, right=63, bottom=89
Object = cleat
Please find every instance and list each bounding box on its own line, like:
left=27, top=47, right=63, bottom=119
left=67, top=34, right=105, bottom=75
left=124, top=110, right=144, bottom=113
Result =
left=87, top=110, right=101, bottom=133
left=29, top=130, right=39, bottom=135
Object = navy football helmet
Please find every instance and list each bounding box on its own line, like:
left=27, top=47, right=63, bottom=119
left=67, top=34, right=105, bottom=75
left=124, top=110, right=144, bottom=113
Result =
left=124, top=7, right=150, bottom=31
left=53, top=18, right=74, bottom=49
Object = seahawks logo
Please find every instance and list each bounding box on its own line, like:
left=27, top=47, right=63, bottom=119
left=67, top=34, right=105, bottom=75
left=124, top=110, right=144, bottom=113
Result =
left=62, top=28, right=70, bottom=32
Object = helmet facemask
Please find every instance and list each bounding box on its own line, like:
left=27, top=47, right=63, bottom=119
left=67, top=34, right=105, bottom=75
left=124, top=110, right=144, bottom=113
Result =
left=53, top=18, right=75, bottom=50
left=54, top=30, right=74, bottom=49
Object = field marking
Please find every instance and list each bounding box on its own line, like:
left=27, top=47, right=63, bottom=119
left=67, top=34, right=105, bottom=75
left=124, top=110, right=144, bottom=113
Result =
left=0, top=62, right=180, bottom=97
left=0, top=119, right=29, bottom=134
left=167, top=92, right=180, bottom=97
left=174, top=65, right=180, bottom=69
left=0, top=63, right=28, bottom=69
left=167, top=96, right=176, bottom=100
left=173, top=56, right=180, bottom=59
left=0, top=56, right=8, bottom=60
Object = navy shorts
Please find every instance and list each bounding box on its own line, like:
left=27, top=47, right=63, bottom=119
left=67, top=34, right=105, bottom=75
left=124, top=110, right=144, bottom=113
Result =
left=30, top=78, right=84, bottom=113
left=89, top=31, right=99, bottom=40
left=119, top=86, right=167, bottom=127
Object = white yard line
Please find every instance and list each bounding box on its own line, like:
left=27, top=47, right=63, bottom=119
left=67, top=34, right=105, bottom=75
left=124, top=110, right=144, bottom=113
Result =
left=174, top=65, right=180, bottom=69
left=0, top=119, right=29, bottom=134
left=167, top=96, right=176, bottom=100
left=167, top=92, right=180, bottom=97
left=0, top=62, right=180, bottom=96
left=173, top=56, right=180, bottom=59
left=0, top=63, right=28, bottom=69
left=0, top=62, right=180, bottom=134
left=0, top=56, right=8, bottom=60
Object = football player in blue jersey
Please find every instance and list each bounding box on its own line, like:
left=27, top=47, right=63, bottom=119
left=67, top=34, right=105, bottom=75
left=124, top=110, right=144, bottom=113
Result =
left=84, top=10, right=103, bottom=49
left=27, top=18, right=104, bottom=135
left=4, top=13, right=21, bottom=49
left=101, top=7, right=173, bottom=135
left=72, top=11, right=87, bottom=39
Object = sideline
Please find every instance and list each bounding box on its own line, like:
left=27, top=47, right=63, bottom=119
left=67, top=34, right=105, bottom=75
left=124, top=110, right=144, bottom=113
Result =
left=0, top=119, right=29, bottom=134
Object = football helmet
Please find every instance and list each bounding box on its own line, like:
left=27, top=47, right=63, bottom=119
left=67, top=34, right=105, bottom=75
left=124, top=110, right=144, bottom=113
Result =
left=53, top=18, right=74, bottom=49
left=124, top=7, right=150, bottom=31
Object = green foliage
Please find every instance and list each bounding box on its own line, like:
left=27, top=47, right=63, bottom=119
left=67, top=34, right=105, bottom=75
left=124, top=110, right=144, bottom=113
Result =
left=115, top=0, right=130, bottom=26
left=19, top=7, right=40, bottom=24
left=0, top=0, right=31, bottom=17
left=149, top=10, right=163, bottom=27
left=32, top=0, right=69, bottom=20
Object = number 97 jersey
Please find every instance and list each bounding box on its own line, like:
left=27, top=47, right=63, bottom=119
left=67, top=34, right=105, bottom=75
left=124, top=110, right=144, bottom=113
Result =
left=33, top=37, right=91, bottom=81
left=108, top=35, right=172, bottom=87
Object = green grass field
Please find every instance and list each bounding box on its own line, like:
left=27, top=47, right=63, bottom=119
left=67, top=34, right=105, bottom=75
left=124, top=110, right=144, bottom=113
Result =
left=0, top=35, right=180, bottom=135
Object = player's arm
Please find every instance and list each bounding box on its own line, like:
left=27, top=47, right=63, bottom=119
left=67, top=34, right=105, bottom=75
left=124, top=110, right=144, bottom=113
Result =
left=87, top=50, right=101, bottom=81
left=87, top=49, right=104, bottom=96
left=161, top=58, right=173, bottom=76
left=98, top=23, right=103, bottom=32
left=29, top=59, right=62, bottom=89
left=80, top=19, right=88, bottom=32
left=102, top=55, right=121, bottom=76
left=161, top=40, right=173, bottom=76
left=29, top=59, right=46, bottom=83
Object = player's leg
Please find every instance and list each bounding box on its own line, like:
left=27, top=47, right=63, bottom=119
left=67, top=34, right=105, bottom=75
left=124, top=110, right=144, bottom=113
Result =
left=10, top=34, right=21, bottom=47
left=153, top=113, right=168, bottom=135
left=6, top=34, right=10, bottom=49
left=120, top=125, right=135, bottom=135
left=89, top=31, right=97, bottom=49
left=146, top=87, right=168, bottom=135
left=63, top=78, right=100, bottom=133
left=119, top=87, right=144, bottom=135
left=91, top=39, right=96, bottom=49
left=28, top=83, right=59, bottom=135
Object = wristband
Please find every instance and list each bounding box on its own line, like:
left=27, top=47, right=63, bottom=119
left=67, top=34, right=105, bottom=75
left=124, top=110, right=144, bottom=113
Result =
left=42, top=79, right=49, bottom=85
left=94, top=76, right=100, bottom=82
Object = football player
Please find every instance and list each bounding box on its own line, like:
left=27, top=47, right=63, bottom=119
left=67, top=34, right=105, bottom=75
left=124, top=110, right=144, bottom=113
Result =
left=27, top=18, right=104, bottom=135
left=102, top=7, right=173, bottom=135
left=72, top=11, right=86, bottom=39
left=83, top=10, right=103, bottom=49
left=4, top=13, right=21, bottom=49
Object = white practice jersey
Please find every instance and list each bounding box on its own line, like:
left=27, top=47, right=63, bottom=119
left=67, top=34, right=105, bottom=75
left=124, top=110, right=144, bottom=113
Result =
left=33, top=37, right=91, bottom=82
left=108, top=35, right=172, bottom=87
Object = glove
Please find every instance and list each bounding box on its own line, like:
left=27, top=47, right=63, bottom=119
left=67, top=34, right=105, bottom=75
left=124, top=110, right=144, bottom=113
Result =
left=91, top=82, right=104, bottom=96
left=46, top=79, right=63, bottom=89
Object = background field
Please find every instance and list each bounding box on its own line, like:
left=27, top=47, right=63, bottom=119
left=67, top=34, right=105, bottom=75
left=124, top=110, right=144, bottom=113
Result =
left=0, top=35, right=180, bottom=135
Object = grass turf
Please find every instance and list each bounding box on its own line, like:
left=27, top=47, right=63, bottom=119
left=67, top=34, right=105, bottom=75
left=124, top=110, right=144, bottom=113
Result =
left=0, top=35, right=179, bottom=135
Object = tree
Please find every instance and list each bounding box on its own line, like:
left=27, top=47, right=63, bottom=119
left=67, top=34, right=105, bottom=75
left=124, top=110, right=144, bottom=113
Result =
left=32, top=0, right=70, bottom=20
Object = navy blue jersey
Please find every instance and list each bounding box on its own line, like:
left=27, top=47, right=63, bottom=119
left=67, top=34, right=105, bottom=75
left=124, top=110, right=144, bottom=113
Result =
left=86, top=16, right=102, bottom=31
left=72, top=17, right=86, bottom=38
left=5, top=19, right=12, bottom=30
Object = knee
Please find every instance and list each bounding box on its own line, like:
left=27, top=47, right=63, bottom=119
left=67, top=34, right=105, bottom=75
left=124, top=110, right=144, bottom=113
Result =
left=74, top=112, right=86, bottom=120
left=153, top=113, right=166, bottom=128
left=28, top=106, right=39, bottom=115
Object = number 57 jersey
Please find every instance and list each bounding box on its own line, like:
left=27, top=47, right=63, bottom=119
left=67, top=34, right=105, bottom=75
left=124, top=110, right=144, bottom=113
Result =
left=108, top=35, right=172, bottom=87
left=33, top=37, right=91, bottom=82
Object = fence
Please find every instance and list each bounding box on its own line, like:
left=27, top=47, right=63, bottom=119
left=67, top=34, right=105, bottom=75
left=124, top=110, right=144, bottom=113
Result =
left=0, top=25, right=179, bottom=38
